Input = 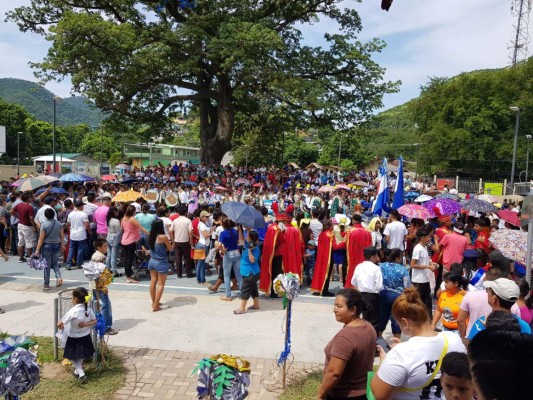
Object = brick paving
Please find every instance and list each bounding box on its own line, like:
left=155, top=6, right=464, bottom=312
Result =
left=112, top=347, right=322, bottom=400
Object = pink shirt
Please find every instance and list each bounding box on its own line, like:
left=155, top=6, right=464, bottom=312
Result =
left=460, top=290, right=521, bottom=336
left=93, top=205, right=109, bottom=235
left=121, top=217, right=140, bottom=246
left=440, top=233, right=469, bottom=270
left=519, top=306, right=533, bottom=324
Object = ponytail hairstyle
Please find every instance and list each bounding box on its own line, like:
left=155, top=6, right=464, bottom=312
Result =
left=385, top=248, right=402, bottom=263
left=392, top=287, right=429, bottom=325
left=519, top=280, right=533, bottom=310
left=337, top=288, right=365, bottom=318
left=72, top=287, right=90, bottom=316
left=414, top=229, right=429, bottom=246
left=443, top=271, right=467, bottom=291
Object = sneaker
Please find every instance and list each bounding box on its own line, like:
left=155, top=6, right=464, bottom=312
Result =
left=113, top=272, right=123, bottom=278
left=79, top=375, right=88, bottom=384
left=65, top=265, right=73, bottom=271
left=19, top=257, right=27, bottom=263
left=105, top=328, right=118, bottom=335
left=43, top=285, right=50, bottom=291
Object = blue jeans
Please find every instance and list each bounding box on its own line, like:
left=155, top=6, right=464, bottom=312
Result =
left=43, top=242, right=61, bottom=286
left=223, top=250, right=242, bottom=298
left=10, top=225, right=18, bottom=255
left=195, top=244, right=207, bottom=284
left=93, top=289, right=113, bottom=331
left=378, top=289, right=401, bottom=334
left=67, top=239, right=86, bottom=268
left=106, top=238, right=120, bottom=273
left=138, top=233, right=150, bottom=251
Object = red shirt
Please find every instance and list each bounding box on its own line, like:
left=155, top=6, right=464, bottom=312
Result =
left=13, top=203, right=34, bottom=227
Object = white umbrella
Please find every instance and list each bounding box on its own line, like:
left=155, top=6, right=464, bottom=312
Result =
left=414, top=194, right=433, bottom=203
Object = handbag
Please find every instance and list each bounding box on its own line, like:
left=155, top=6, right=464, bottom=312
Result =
left=29, top=254, right=47, bottom=270
left=193, top=248, right=206, bottom=260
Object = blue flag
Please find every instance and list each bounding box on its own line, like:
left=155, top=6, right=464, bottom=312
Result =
left=372, top=158, right=389, bottom=216
left=392, top=156, right=405, bottom=210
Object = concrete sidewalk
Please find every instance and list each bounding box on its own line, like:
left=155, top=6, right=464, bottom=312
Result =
left=1, top=281, right=336, bottom=398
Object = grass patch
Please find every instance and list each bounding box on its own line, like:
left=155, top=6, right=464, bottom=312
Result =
left=278, top=371, right=322, bottom=400
left=2, top=335, right=126, bottom=400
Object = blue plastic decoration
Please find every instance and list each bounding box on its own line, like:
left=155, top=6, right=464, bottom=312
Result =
left=156, top=0, right=196, bottom=13
left=276, top=299, right=292, bottom=366
left=95, top=313, right=107, bottom=338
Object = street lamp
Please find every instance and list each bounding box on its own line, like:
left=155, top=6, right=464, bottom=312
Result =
left=52, top=96, right=61, bottom=173
left=100, top=124, right=104, bottom=175
left=510, top=106, right=520, bottom=192
left=17, top=131, right=21, bottom=178
left=527, top=135, right=532, bottom=183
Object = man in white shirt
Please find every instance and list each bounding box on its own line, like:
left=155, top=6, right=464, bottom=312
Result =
left=309, top=209, right=323, bottom=243
left=383, top=209, right=408, bottom=250
left=66, top=199, right=90, bottom=270
left=35, top=196, right=58, bottom=229
left=351, top=246, right=383, bottom=332
left=170, top=204, right=194, bottom=278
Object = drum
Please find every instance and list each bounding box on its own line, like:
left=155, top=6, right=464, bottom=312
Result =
left=165, top=192, right=178, bottom=207
left=145, top=189, right=159, bottom=203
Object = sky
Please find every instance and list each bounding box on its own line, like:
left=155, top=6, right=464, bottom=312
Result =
left=0, top=0, right=520, bottom=111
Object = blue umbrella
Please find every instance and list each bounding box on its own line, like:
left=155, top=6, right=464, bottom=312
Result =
left=404, top=191, right=420, bottom=200
left=35, top=187, right=69, bottom=195
left=183, top=180, right=197, bottom=186
left=221, top=201, right=266, bottom=229
left=59, top=173, right=93, bottom=182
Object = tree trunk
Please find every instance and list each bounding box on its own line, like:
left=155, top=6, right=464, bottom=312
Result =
left=199, top=74, right=234, bottom=164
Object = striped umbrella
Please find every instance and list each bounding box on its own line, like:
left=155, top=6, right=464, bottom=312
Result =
left=16, top=177, right=50, bottom=192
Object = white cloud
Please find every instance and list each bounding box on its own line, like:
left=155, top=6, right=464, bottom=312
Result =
left=0, top=0, right=525, bottom=109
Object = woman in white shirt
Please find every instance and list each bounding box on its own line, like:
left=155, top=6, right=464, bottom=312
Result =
left=371, top=288, right=466, bottom=400
left=368, top=217, right=383, bottom=250
left=196, top=210, right=214, bottom=286
left=410, top=229, right=438, bottom=318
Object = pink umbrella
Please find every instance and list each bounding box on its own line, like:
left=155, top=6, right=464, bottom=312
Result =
left=235, top=178, right=250, bottom=186
left=497, top=209, right=520, bottom=227
left=335, top=184, right=351, bottom=191
left=398, top=204, right=433, bottom=220
left=215, top=186, right=228, bottom=191
left=318, top=185, right=334, bottom=193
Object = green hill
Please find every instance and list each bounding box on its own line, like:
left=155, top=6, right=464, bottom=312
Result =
left=0, top=78, right=104, bottom=126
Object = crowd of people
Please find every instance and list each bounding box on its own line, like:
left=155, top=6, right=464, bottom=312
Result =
left=1, top=161, right=532, bottom=396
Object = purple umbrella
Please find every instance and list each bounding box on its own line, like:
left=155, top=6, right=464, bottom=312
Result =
left=423, top=198, right=462, bottom=217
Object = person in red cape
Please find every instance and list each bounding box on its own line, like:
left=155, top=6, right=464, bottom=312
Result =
left=283, top=221, right=305, bottom=280
left=260, top=213, right=287, bottom=298
left=311, top=220, right=346, bottom=297
left=344, top=214, right=372, bottom=288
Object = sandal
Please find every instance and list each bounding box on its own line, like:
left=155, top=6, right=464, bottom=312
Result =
left=208, top=285, right=218, bottom=293
left=0, top=308, right=5, bottom=314
left=233, top=309, right=246, bottom=315
left=56, top=278, right=63, bottom=287
left=126, top=278, right=139, bottom=284
left=220, top=296, right=233, bottom=302
left=247, top=306, right=260, bottom=310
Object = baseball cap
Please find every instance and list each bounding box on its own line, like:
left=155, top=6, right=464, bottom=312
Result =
left=200, top=211, right=211, bottom=218
left=483, top=278, right=520, bottom=302
left=74, top=199, right=85, bottom=207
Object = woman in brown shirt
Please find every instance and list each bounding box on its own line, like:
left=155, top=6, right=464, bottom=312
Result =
left=318, top=288, right=377, bottom=400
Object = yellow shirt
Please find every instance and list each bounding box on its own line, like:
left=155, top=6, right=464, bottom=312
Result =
left=437, top=289, right=466, bottom=330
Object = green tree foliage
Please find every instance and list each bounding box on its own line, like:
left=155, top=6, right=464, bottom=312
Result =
left=366, top=59, right=533, bottom=177
left=7, top=0, right=398, bottom=164
left=0, top=78, right=104, bottom=126
left=317, top=127, right=374, bottom=169
left=283, top=131, right=319, bottom=168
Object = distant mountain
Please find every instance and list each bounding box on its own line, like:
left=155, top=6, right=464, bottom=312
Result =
left=0, top=78, right=104, bottom=126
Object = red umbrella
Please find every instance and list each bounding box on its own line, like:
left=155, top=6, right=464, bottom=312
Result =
left=101, top=174, right=117, bottom=181
left=252, top=183, right=263, bottom=188
left=497, top=209, right=520, bottom=227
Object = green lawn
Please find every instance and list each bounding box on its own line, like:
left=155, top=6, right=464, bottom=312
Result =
left=278, top=371, right=322, bottom=400
left=1, top=334, right=126, bottom=400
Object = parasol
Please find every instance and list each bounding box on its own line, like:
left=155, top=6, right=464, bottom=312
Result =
left=221, top=201, right=266, bottom=229
left=352, top=181, right=369, bottom=187
left=215, top=186, right=227, bottom=191
left=489, top=229, right=529, bottom=265
left=252, top=183, right=263, bottom=188
left=423, top=198, right=462, bottom=216
left=59, top=173, right=93, bottom=182
left=35, top=187, right=68, bottom=195
left=496, top=209, right=521, bottom=227
left=423, top=190, right=440, bottom=197
left=183, top=180, right=198, bottom=186
left=115, top=163, right=131, bottom=170
left=404, top=191, right=420, bottom=200
left=398, top=204, right=433, bottom=220
left=318, top=185, right=334, bottom=193
left=112, top=189, right=145, bottom=203
left=235, top=178, right=251, bottom=186
left=16, top=178, right=50, bottom=192
left=476, top=194, right=497, bottom=203
left=414, top=194, right=433, bottom=203
left=435, top=193, right=458, bottom=200
left=461, top=199, right=498, bottom=214
left=35, top=175, right=59, bottom=184
left=101, top=174, right=117, bottom=181
left=335, top=184, right=351, bottom=191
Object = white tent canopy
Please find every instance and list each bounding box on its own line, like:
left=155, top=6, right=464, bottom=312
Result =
left=32, top=156, right=75, bottom=162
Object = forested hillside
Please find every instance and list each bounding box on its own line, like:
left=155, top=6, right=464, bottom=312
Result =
left=0, top=78, right=104, bottom=126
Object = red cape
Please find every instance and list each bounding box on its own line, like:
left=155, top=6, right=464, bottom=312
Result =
left=310, top=231, right=334, bottom=295
left=345, top=225, right=372, bottom=288
left=283, top=226, right=305, bottom=281
left=260, top=224, right=280, bottom=294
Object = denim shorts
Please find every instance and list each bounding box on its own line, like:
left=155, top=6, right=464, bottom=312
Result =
left=148, top=259, right=169, bottom=274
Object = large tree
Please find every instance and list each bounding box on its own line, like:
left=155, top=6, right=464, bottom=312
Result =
left=7, top=0, right=398, bottom=164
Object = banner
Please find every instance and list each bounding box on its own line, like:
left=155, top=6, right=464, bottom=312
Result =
left=437, top=179, right=455, bottom=191
left=484, top=183, right=503, bottom=195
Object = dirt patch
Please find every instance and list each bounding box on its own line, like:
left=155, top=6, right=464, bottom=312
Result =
left=40, top=362, right=70, bottom=380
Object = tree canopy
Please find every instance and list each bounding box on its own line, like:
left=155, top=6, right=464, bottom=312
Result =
left=7, top=0, right=398, bottom=164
